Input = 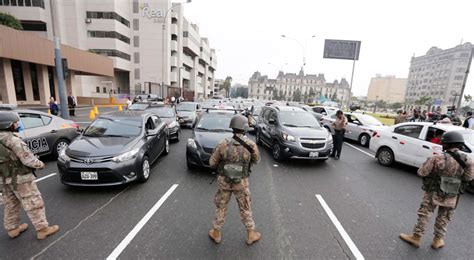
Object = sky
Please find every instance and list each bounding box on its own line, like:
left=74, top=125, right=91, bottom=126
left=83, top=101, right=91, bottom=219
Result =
left=183, top=0, right=474, bottom=97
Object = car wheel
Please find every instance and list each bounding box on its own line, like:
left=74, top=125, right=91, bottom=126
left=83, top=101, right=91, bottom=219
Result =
left=377, top=147, right=394, bottom=166
left=163, top=138, right=169, bottom=156
left=255, top=131, right=262, bottom=145
left=359, top=134, right=370, bottom=147
left=137, top=156, right=151, bottom=183
left=52, top=139, right=69, bottom=158
left=186, top=158, right=196, bottom=170
left=272, top=142, right=283, bottom=161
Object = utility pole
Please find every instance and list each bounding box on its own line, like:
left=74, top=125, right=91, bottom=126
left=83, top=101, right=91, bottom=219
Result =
left=456, top=48, right=473, bottom=115
left=49, top=0, right=69, bottom=119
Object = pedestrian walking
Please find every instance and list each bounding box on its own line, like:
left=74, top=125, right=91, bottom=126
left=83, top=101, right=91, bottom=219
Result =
left=330, top=110, right=347, bottom=160
left=394, top=110, right=403, bottom=124
left=462, top=111, right=474, bottom=129
left=0, top=112, right=59, bottom=240
left=400, top=131, right=473, bottom=249
left=208, top=114, right=261, bottom=245
left=67, top=92, right=76, bottom=116
left=49, top=97, right=59, bottom=116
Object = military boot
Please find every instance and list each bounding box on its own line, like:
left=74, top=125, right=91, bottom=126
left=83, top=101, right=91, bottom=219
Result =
left=399, top=233, right=421, bottom=248
left=431, top=238, right=445, bottom=249
left=208, top=229, right=221, bottom=244
left=7, top=223, right=28, bottom=239
left=37, top=225, right=59, bottom=240
left=246, top=229, right=261, bottom=245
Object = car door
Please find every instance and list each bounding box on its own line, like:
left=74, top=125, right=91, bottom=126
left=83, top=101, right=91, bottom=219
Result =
left=345, top=114, right=360, bottom=141
left=19, top=112, right=54, bottom=155
left=416, top=126, right=444, bottom=167
left=152, top=115, right=167, bottom=154
left=259, top=109, right=273, bottom=144
left=392, top=124, right=424, bottom=166
left=144, top=116, right=160, bottom=161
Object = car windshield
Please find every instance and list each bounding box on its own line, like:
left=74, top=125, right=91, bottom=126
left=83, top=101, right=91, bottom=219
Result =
left=150, top=107, right=175, bottom=118
left=177, top=103, right=196, bottom=111
left=195, top=116, right=232, bottom=132
left=358, top=115, right=383, bottom=126
left=83, top=118, right=141, bottom=137
left=279, top=111, right=321, bottom=128
left=128, top=103, right=149, bottom=110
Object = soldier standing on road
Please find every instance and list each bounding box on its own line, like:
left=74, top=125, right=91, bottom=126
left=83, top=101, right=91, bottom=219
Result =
left=330, top=110, right=347, bottom=160
left=208, top=114, right=261, bottom=245
left=400, top=131, right=473, bottom=249
left=0, top=112, right=59, bottom=240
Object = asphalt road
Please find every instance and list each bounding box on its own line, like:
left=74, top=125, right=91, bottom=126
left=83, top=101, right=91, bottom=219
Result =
left=0, top=128, right=473, bottom=259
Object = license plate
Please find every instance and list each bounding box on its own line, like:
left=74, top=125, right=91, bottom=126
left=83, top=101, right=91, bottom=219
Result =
left=81, top=172, right=98, bottom=180
left=309, top=152, right=319, bottom=158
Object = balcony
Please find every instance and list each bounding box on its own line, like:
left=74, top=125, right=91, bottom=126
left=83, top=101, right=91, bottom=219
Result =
left=183, top=55, right=194, bottom=67
left=170, top=56, right=178, bottom=67
left=171, top=40, right=178, bottom=52
left=170, top=24, right=179, bottom=36
left=181, top=70, right=191, bottom=80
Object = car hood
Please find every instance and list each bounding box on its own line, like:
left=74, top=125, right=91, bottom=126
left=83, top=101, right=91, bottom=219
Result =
left=193, top=131, right=233, bottom=150
left=177, top=111, right=195, bottom=118
left=284, top=127, right=330, bottom=138
left=362, top=125, right=389, bottom=131
left=67, top=135, right=139, bottom=157
left=160, top=117, right=175, bottom=124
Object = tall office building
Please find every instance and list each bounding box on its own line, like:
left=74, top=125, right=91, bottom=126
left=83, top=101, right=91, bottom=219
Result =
left=405, top=42, right=472, bottom=112
left=367, top=74, right=407, bottom=104
left=0, top=0, right=217, bottom=103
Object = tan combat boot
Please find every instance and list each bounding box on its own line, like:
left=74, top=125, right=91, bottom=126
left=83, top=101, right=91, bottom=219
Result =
left=431, top=238, right=445, bottom=249
left=7, top=223, right=28, bottom=239
left=246, top=229, right=261, bottom=245
left=399, top=233, right=422, bottom=248
left=37, top=225, right=59, bottom=240
left=208, top=229, right=221, bottom=244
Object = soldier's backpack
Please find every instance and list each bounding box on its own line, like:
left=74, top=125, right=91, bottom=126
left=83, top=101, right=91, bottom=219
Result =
left=0, top=142, right=14, bottom=179
left=222, top=136, right=253, bottom=184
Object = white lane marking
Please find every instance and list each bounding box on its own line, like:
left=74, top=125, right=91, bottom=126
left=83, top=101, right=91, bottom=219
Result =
left=31, top=187, right=130, bottom=259
left=107, top=184, right=179, bottom=260
left=344, top=142, right=374, bottom=158
left=34, top=173, right=58, bottom=183
left=315, top=194, right=365, bottom=260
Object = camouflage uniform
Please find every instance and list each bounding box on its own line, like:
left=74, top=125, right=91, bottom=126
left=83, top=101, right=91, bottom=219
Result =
left=209, top=133, right=260, bottom=230
left=0, top=131, right=49, bottom=232
left=413, top=151, right=473, bottom=239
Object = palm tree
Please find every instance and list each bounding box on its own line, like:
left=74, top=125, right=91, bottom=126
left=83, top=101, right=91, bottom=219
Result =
left=221, top=76, right=232, bottom=98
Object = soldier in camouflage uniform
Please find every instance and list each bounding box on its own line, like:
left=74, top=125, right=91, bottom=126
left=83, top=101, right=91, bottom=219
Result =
left=208, top=114, right=261, bottom=245
left=0, top=111, right=59, bottom=240
left=400, top=131, right=473, bottom=249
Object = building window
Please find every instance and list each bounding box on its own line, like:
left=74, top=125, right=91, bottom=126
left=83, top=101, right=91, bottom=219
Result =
left=21, top=21, right=47, bottom=31
left=89, top=49, right=131, bottom=61
left=103, top=87, right=107, bottom=93
left=86, top=11, right=130, bottom=27
left=183, top=31, right=188, bottom=37
left=134, top=52, right=140, bottom=64
left=31, top=0, right=43, bottom=8
left=11, top=60, right=26, bottom=101
left=47, top=66, right=55, bottom=98
left=454, top=75, right=464, bottom=81
left=133, top=19, right=139, bottom=31
left=133, top=36, right=139, bottom=47
left=29, top=63, right=40, bottom=101
left=132, top=0, right=139, bottom=13
left=87, top=30, right=130, bottom=44
left=134, top=69, right=140, bottom=80
left=25, top=0, right=31, bottom=6
left=96, top=86, right=100, bottom=93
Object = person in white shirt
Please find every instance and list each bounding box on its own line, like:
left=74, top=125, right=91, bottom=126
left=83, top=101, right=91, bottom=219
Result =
left=463, top=111, right=474, bottom=129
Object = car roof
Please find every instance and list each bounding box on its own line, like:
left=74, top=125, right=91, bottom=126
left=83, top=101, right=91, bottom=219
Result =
left=267, top=105, right=306, bottom=112
left=393, top=122, right=468, bottom=131
left=100, top=111, right=148, bottom=121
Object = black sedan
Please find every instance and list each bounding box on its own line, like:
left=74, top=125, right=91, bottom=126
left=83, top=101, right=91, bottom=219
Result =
left=186, top=111, right=234, bottom=169
left=58, top=111, right=169, bottom=186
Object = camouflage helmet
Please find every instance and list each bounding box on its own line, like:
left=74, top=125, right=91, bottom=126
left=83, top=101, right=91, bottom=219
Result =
left=229, top=114, right=248, bottom=131
left=0, top=111, right=20, bottom=130
left=441, top=131, right=464, bottom=145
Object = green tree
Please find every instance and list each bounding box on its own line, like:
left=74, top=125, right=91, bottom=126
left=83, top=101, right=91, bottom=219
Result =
left=375, top=99, right=388, bottom=109
left=415, top=96, right=432, bottom=110
left=292, top=89, right=302, bottom=102
left=309, top=87, right=316, bottom=97
left=389, top=102, right=403, bottom=110
left=220, top=76, right=232, bottom=98
left=464, top=94, right=473, bottom=103
left=0, top=13, right=23, bottom=30
left=272, top=90, right=279, bottom=100
left=331, top=92, right=337, bottom=101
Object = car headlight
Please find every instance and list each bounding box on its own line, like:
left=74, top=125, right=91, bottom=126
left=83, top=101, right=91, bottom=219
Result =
left=327, top=133, right=333, bottom=143
left=167, top=121, right=178, bottom=128
left=282, top=132, right=296, bottom=142
left=187, top=138, right=197, bottom=149
left=112, top=148, right=139, bottom=163
left=59, top=148, right=70, bottom=162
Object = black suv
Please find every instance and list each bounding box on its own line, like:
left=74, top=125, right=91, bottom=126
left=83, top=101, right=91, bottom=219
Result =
left=255, top=106, right=333, bottom=161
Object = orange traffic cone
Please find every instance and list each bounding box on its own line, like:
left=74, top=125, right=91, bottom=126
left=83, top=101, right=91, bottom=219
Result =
left=118, top=105, right=123, bottom=112
left=47, top=109, right=51, bottom=115
left=94, top=106, right=99, bottom=115
left=89, top=109, right=96, bottom=120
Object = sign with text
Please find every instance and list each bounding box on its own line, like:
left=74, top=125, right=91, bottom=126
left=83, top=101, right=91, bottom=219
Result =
left=323, top=39, right=361, bottom=60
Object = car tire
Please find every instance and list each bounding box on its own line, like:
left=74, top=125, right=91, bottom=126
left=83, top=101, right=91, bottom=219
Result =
left=272, top=142, right=284, bottom=161
left=52, top=139, right=70, bottom=159
left=255, top=131, right=262, bottom=145
left=137, top=156, right=151, bottom=183
left=377, top=147, right=394, bottom=166
left=186, top=158, right=196, bottom=170
left=163, top=138, right=169, bottom=156
left=359, top=134, right=370, bottom=147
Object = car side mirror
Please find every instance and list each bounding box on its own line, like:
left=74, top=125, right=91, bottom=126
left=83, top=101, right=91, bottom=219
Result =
left=269, top=118, right=276, bottom=125
left=321, top=112, right=327, bottom=115
left=146, top=129, right=158, bottom=137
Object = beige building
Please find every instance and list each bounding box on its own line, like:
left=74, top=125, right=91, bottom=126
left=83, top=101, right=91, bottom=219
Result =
left=366, top=74, right=407, bottom=103
left=0, top=0, right=217, bottom=104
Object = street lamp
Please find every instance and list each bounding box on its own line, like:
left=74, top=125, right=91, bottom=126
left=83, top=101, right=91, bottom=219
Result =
left=161, top=0, right=192, bottom=98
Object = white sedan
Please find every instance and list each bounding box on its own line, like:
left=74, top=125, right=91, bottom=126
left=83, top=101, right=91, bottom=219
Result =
left=369, top=122, right=473, bottom=168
